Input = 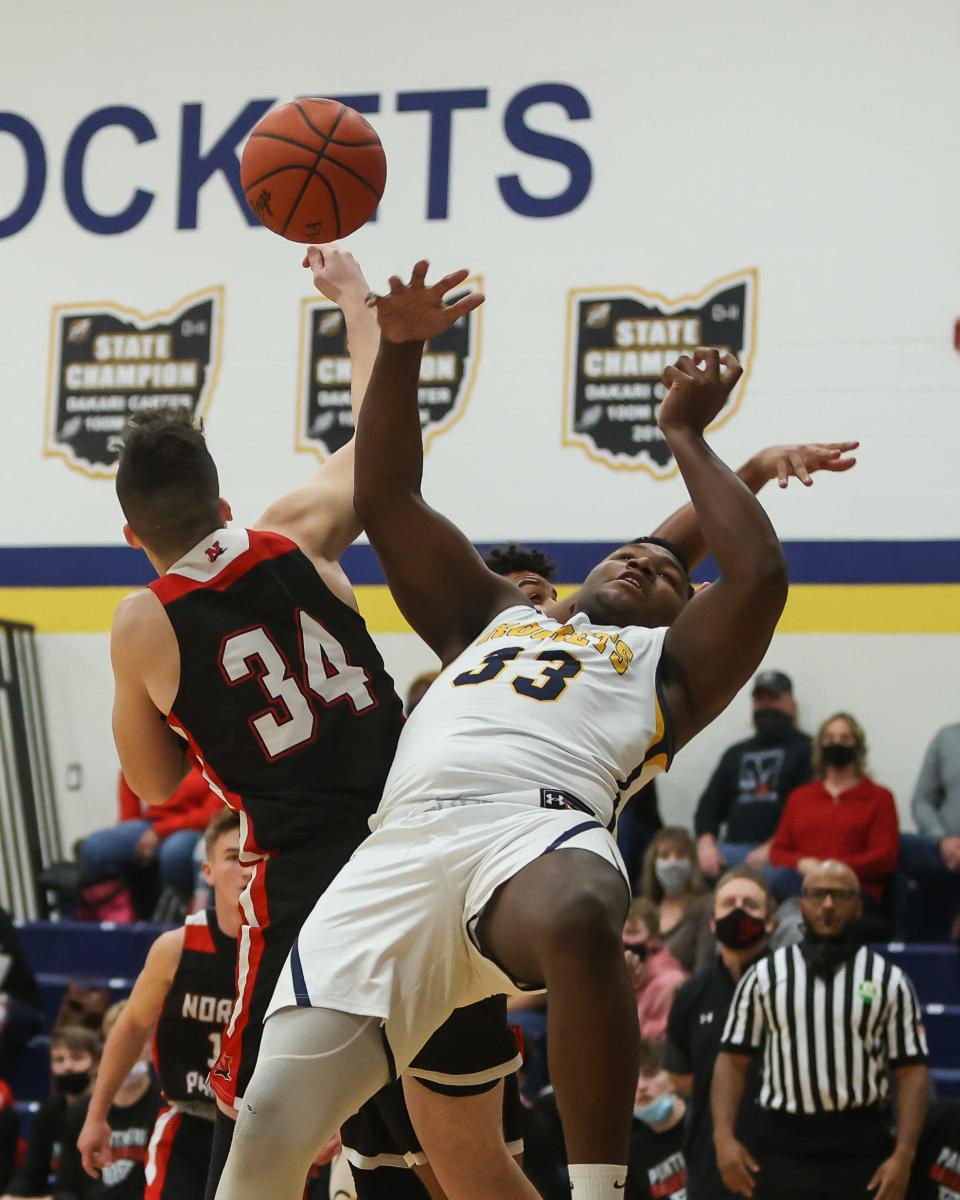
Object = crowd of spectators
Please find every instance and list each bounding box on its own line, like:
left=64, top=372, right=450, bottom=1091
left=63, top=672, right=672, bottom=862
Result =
left=0, top=668, right=956, bottom=1198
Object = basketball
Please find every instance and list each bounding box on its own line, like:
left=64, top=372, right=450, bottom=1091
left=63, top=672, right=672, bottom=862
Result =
left=240, top=98, right=386, bottom=243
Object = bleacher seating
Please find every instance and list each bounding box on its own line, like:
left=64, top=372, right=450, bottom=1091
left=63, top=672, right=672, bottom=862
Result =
left=10, top=920, right=170, bottom=1107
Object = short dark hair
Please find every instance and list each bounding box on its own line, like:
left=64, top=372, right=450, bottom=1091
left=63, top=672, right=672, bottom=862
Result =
left=638, top=1037, right=666, bottom=1077
left=51, top=1025, right=102, bottom=1063
left=204, top=806, right=241, bottom=858
left=116, top=411, right=221, bottom=558
left=482, top=544, right=558, bottom=581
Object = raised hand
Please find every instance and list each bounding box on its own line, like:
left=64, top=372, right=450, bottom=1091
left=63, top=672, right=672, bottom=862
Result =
left=366, top=261, right=485, bottom=344
left=657, top=349, right=742, bottom=437
left=754, top=440, right=859, bottom=488
left=301, top=244, right=370, bottom=306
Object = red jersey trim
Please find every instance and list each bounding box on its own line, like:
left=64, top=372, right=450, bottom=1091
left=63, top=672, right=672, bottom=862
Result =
left=149, top=529, right=300, bottom=606
left=183, top=913, right=216, bottom=954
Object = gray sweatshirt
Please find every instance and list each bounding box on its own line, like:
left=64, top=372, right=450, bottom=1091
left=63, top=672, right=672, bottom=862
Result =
left=912, top=723, right=960, bottom=838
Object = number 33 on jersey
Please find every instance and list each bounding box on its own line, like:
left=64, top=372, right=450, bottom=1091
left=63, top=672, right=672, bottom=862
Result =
left=377, top=604, right=673, bottom=832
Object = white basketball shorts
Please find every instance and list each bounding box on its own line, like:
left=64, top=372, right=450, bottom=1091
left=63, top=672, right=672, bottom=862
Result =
left=266, top=797, right=628, bottom=1073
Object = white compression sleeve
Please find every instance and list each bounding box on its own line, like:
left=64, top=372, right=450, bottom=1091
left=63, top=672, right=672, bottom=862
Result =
left=214, top=1006, right=390, bottom=1200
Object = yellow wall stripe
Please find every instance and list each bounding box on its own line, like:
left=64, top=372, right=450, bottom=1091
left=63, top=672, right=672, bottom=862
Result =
left=1, top=583, right=958, bottom=636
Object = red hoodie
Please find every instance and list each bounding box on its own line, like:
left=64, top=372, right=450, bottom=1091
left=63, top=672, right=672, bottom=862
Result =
left=118, top=769, right=222, bottom=839
left=770, top=776, right=900, bottom=901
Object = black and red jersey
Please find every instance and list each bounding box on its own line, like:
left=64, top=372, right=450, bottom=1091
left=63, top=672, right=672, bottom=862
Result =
left=149, top=527, right=403, bottom=856
left=153, top=909, right=236, bottom=1105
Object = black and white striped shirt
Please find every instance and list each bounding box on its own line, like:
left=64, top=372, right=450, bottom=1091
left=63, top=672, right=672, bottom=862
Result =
left=720, top=944, right=927, bottom=1115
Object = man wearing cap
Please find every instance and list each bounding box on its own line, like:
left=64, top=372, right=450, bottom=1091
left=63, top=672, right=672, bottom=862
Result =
left=695, top=671, right=813, bottom=881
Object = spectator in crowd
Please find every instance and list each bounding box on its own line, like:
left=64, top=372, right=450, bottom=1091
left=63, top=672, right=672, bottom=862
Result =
left=768, top=712, right=899, bottom=927
left=79, top=769, right=222, bottom=921
left=641, top=828, right=714, bottom=974
left=901, top=721, right=960, bottom=940
left=55, top=1003, right=160, bottom=1200
left=664, top=865, right=775, bottom=1200
left=0, top=1082, right=18, bottom=1195
left=404, top=671, right=438, bottom=716
left=519, top=1040, right=688, bottom=1200
left=0, top=905, right=43, bottom=1079
left=2, top=1026, right=101, bottom=1200
left=622, top=899, right=687, bottom=1039
left=909, top=1100, right=960, bottom=1199
left=695, top=671, right=812, bottom=880
left=712, top=861, right=928, bottom=1200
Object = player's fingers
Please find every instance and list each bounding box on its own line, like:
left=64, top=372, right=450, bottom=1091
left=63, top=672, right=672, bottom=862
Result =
left=364, top=289, right=382, bottom=308
left=719, top=352, right=743, bottom=383
left=409, top=260, right=430, bottom=287
left=444, top=293, right=485, bottom=323
left=790, top=453, right=813, bottom=486
left=387, top=275, right=405, bottom=295
left=825, top=439, right=860, bottom=451
left=673, top=354, right=698, bottom=378
left=776, top=458, right=789, bottom=488
left=431, top=268, right=471, bottom=296
left=692, top=347, right=720, bottom=378
left=661, top=364, right=686, bottom=387
left=826, top=456, right=857, bottom=472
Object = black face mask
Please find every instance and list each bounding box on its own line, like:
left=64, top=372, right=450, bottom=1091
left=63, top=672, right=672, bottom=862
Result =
left=623, top=939, right=649, bottom=961
left=820, top=743, right=857, bottom=769
left=54, top=1070, right=91, bottom=1097
left=753, top=709, right=794, bottom=744
left=801, top=918, right=867, bottom=978
left=714, top=907, right=767, bottom=950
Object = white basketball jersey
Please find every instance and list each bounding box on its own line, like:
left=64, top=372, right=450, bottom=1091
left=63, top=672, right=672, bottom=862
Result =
left=374, top=604, right=672, bottom=832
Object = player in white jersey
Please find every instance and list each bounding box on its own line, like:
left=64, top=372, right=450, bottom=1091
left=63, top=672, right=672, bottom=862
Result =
left=214, top=263, right=789, bottom=1200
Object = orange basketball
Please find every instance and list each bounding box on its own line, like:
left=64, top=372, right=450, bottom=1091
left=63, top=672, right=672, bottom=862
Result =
left=240, top=99, right=386, bottom=243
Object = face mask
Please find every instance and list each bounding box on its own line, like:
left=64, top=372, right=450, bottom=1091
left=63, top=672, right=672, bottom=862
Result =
left=753, top=708, right=793, bottom=744
left=714, top=907, right=767, bottom=950
left=125, top=1060, right=151, bottom=1084
left=633, top=1094, right=675, bottom=1126
left=54, top=1070, right=91, bottom=1096
left=655, top=859, right=692, bottom=897
left=801, top=917, right=867, bottom=977
left=623, top=938, right=649, bottom=960
left=821, top=743, right=857, bottom=769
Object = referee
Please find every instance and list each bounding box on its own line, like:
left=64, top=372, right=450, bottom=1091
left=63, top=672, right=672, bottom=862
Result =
left=711, top=861, right=928, bottom=1200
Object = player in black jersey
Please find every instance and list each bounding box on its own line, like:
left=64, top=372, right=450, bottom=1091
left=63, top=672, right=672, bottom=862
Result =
left=78, top=809, right=247, bottom=1199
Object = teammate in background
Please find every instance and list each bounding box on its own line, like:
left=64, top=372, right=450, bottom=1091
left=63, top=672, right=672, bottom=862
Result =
left=77, top=809, right=248, bottom=1199
left=55, top=1003, right=160, bottom=1200
left=107, top=248, right=521, bottom=1200
left=481, top=546, right=559, bottom=609
left=215, top=264, right=788, bottom=1200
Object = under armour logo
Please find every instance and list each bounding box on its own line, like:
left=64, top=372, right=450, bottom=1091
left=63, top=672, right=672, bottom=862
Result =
left=205, top=541, right=226, bottom=563
left=700, top=1012, right=715, bottom=1024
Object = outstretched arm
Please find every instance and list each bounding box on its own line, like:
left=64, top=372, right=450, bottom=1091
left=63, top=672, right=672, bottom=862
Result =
left=77, top=930, right=181, bottom=1177
left=355, top=262, right=521, bottom=664
left=255, top=245, right=380, bottom=566
left=656, top=351, right=789, bottom=753
left=652, top=440, right=858, bottom=570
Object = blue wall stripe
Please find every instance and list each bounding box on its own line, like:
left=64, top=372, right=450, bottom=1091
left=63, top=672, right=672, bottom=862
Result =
left=0, top=540, right=958, bottom=587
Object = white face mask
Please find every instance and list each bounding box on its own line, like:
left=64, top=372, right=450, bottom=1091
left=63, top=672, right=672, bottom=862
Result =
left=655, top=858, right=692, bottom=897
left=125, top=1060, right=151, bottom=1085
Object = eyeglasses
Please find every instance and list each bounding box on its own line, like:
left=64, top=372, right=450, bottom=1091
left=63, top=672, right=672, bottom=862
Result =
left=802, top=887, right=859, bottom=904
